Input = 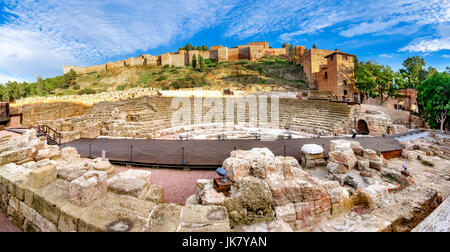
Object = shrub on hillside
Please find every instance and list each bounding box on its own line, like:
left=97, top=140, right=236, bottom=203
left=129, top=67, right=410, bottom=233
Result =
left=77, top=88, right=96, bottom=95
left=171, top=73, right=209, bottom=89
left=116, top=84, right=127, bottom=91
left=157, top=75, right=168, bottom=81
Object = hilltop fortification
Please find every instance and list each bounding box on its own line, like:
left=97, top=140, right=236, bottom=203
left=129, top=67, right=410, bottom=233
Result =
left=64, top=42, right=358, bottom=100
left=64, top=42, right=289, bottom=75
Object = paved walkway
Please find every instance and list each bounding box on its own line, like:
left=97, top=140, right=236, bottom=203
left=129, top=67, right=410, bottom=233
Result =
left=0, top=211, right=21, bottom=232
left=115, top=166, right=216, bottom=204
left=65, top=136, right=402, bottom=168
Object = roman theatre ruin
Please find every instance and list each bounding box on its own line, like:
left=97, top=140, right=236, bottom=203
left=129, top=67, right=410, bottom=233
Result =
left=0, top=88, right=449, bottom=232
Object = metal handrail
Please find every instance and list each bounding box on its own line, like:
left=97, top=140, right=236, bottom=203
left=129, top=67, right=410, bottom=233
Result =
left=35, top=125, right=61, bottom=145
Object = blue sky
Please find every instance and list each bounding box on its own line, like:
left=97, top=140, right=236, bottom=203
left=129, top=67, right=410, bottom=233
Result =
left=0, top=0, right=449, bottom=83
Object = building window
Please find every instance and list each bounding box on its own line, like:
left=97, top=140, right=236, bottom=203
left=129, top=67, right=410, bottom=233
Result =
left=324, top=72, right=328, bottom=79
left=343, top=56, right=348, bottom=60
left=344, top=90, right=348, bottom=96
left=343, top=80, right=347, bottom=86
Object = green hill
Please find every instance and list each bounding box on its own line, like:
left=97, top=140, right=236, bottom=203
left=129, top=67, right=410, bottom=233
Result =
left=1, top=56, right=309, bottom=102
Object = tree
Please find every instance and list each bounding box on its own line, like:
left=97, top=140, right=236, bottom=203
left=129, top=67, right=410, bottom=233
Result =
left=36, top=76, right=44, bottom=96
left=4, top=81, right=19, bottom=101
left=416, top=72, right=450, bottom=131
left=202, top=45, right=209, bottom=51
left=400, top=56, right=426, bottom=88
left=355, top=61, right=399, bottom=104
left=183, top=43, right=193, bottom=51
left=62, top=69, right=77, bottom=88
left=192, top=54, right=198, bottom=69
left=0, top=84, right=5, bottom=102
left=282, top=42, right=289, bottom=48
left=199, top=55, right=206, bottom=72
left=312, top=44, right=317, bottom=49
left=419, top=66, right=438, bottom=84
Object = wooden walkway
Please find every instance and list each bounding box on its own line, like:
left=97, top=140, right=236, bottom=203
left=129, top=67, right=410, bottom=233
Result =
left=64, top=136, right=402, bottom=169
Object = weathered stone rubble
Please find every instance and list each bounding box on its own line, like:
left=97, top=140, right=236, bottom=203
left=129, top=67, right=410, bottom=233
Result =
left=194, top=148, right=353, bottom=231
left=0, top=129, right=230, bottom=232
left=190, top=139, right=449, bottom=232
left=1, top=129, right=448, bottom=232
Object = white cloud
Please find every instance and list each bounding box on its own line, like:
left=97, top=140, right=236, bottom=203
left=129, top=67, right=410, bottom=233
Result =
left=223, top=0, right=450, bottom=41
left=0, top=73, right=25, bottom=84
left=399, top=37, right=450, bottom=52
left=1, top=0, right=237, bottom=80
left=379, top=54, right=394, bottom=58
left=442, top=54, right=450, bottom=58
left=0, top=27, right=81, bottom=81
left=399, top=23, right=450, bottom=52
left=1, top=0, right=450, bottom=81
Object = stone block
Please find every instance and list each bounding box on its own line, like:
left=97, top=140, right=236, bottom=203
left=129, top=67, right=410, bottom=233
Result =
left=179, top=205, right=230, bottom=232
left=102, top=192, right=157, bottom=217
left=236, top=176, right=273, bottom=212
left=69, top=171, right=107, bottom=207
left=369, top=160, right=383, bottom=171
left=0, top=150, right=18, bottom=165
left=57, top=159, right=91, bottom=182
left=420, top=156, right=435, bottom=167
left=223, top=157, right=250, bottom=181
left=145, top=204, right=183, bottom=232
left=107, top=174, right=149, bottom=198
left=20, top=201, right=58, bottom=232
left=327, top=162, right=349, bottom=174
left=58, top=199, right=102, bottom=232
left=143, top=184, right=164, bottom=203
left=78, top=192, right=156, bottom=232
left=32, top=179, right=70, bottom=226
left=200, top=187, right=226, bottom=206
left=402, top=150, right=419, bottom=160
left=363, top=149, right=379, bottom=160
left=92, top=160, right=115, bottom=175
left=357, top=160, right=369, bottom=171
left=78, top=205, right=147, bottom=232
left=329, top=150, right=357, bottom=169
left=27, top=164, right=57, bottom=188
left=301, top=144, right=324, bottom=160
left=7, top=205, right=25, bottom=226
left=61, top=147, right=80, bottom=160
left=274, top=203, right=296, bottom=223
left=35, top=146, right=61, bottom=161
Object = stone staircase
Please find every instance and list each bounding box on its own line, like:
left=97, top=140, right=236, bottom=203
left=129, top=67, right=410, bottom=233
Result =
left=37, top=96, right=353, bottom=139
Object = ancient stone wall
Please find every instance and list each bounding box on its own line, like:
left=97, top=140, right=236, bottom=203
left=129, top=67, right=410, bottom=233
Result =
left=0, top=130, right=230, bottom=232
left=228, top=48, right=241, bottom=61
left=64, top=42, right=291, bottom=73
left=17, top=102, right=91, bottom=127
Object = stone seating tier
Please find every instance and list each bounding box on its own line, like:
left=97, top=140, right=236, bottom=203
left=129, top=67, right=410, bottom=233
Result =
left=36, top=97, right=352, bottom=140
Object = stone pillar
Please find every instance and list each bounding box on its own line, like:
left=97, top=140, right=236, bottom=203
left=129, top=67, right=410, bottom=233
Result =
left=301, top=144, right=326, bottom=168
left=69, top=171, right=107, bottom=207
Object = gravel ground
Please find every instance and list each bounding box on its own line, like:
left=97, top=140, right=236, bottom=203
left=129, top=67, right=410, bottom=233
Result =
left=114, top=166, right=217, bottom=205
left=0, top=211, right=21, bottom=232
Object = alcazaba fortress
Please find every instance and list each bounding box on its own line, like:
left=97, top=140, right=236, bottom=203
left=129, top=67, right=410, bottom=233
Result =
left=64, top=42, right=358, bottom=100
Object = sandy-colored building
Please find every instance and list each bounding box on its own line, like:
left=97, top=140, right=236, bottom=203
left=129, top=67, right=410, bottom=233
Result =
left=64, top=42, right=364, bottom=103
left=366, top=88, right=418, bottom=113
left=295, top=48, right=358, bottom=101
left=64, top=42, right=289, bottom=75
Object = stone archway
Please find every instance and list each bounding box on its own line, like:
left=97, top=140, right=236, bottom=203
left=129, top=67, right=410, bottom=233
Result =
left=357, top=120, right=370, bottom=135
